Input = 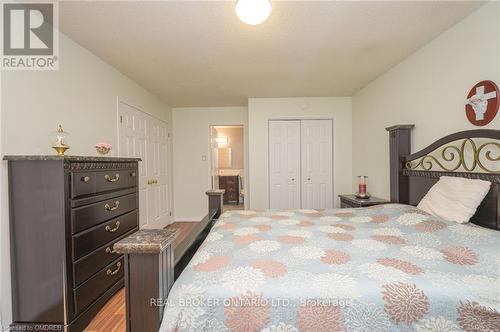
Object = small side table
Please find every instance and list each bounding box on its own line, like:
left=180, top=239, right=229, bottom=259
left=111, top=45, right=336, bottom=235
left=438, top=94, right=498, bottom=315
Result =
left=338, top=194, right=389, bottom=208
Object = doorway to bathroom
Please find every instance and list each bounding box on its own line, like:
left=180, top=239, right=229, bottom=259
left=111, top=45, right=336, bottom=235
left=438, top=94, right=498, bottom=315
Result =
left=209, top=125, right=245, bottom=211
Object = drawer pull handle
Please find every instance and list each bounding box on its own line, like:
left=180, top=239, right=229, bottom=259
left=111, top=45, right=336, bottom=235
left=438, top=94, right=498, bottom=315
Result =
left=130, top=172, right=136, bottom=177
left=147, top=179, right=158, bottom=185
left=105, top=221, right=121, bottom=233
left=104, top=174, right=120, bottom=182
left=105, top=246, right=117, bottom=254
left=81, top=176, right=91, bottom=182
left=104, top=201, right=120, bottom=211
left=106, top=262, right=121, bottom=276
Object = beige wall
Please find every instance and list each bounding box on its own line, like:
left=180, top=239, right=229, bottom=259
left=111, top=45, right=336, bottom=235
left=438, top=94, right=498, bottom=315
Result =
left=172, top=107, right=248, bottom=220
left=0, top=32, right=171, bottom=326
left=352, top=2, right=500, bottom=200
left=215, top=127, right=244, bottom=170
left=248, top=97, right=353, bottom=210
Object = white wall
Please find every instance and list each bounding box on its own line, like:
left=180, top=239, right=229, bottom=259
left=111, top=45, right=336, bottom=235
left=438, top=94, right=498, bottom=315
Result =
left=248, top=97, right=353, bottom=210
left=172, top=107, right=248, bottom=220
left=0, top=32, right=171, bottom=326
left=352, top=2, right=500, bottom=200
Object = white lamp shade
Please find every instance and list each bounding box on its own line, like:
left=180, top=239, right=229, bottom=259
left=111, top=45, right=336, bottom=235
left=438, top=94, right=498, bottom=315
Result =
left=235, top=0, right=272, bottom=25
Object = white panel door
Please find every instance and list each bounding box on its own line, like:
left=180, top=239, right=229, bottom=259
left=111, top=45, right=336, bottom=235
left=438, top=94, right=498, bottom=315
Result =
left=119, top=101, right=170, bottom=229
left=301, top=120, right=333, bottom=209
left=118, top=102, right=149, bottom=228
left=269, top=120, right=301, bottom=209
left=146, top=119, right=170, bottom=229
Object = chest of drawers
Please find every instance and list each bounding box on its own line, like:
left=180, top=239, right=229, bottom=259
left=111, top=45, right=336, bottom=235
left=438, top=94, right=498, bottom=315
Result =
left=5, top=156, right=140, bottom=332
left=219, top=175, right=239, bottom=204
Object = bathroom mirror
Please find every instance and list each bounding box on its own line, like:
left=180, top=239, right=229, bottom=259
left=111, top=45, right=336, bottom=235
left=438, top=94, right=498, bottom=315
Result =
left=218, top=147, right=232, bottom=168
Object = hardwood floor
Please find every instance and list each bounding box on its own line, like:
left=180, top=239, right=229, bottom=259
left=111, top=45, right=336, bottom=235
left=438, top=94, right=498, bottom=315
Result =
left=84, top=222, right=197, bottom=331
left=84, top=289, right=125, bottom=332
left=224, top=203, right=244, bottom=211
left=170, top=222, right=197, bottom=250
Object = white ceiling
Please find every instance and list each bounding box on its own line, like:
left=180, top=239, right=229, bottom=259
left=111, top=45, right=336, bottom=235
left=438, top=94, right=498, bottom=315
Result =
left=59, top=1, right=483, bottom=107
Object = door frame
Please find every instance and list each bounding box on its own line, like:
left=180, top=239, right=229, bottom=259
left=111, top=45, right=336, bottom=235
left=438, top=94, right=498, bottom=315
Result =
left=267, top=118, right=335, bottom=209
left=116, top=98, right=173, bottom=226
left=207, top=124, right=248, bottom=210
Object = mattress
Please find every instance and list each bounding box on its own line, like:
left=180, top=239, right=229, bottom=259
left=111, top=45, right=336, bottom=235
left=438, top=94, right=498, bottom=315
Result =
left=160, top=204, right=500, bottom=332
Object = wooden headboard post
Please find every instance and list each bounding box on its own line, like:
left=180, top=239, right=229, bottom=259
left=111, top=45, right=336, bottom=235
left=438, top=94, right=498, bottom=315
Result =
left=386, top=124, right=414, bottom=203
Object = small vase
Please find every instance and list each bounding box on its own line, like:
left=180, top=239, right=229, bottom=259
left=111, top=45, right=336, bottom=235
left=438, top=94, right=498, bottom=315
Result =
left=96, top=146, right=111, bottom=155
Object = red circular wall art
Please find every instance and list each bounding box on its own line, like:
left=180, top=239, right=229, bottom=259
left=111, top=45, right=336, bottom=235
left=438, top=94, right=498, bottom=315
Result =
left=465, top=80, right=499, bottom=126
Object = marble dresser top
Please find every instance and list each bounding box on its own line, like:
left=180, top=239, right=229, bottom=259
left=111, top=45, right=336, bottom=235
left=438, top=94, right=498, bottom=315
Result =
left=114, top=229, right=179, bottom=254
left=3, top=155, right=141, bottom=162
left=206, top=189, right=225, bottom=195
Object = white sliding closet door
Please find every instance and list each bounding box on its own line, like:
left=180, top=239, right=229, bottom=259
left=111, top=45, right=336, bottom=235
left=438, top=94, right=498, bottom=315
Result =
left=269, top=121, right=301, bottom=209
left=301, top=120, right=333, bottom=209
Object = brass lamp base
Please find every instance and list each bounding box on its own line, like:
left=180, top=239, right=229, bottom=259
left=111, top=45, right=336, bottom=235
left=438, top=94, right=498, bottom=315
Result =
left=53, top=146, right=69, bottom=156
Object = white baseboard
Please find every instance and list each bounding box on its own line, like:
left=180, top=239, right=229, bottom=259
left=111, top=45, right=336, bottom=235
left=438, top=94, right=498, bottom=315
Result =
left=174, top=216, right=204, bottom=222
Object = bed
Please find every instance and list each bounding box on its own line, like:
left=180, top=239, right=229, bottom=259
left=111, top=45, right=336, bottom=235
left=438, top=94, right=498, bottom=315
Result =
left=159, top=126, right=500, bottom=332
left=161, top=203, right=499, bottom=331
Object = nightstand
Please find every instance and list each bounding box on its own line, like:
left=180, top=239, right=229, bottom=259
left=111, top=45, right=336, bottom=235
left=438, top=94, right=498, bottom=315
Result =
left=338, top=194, right=389, bottom=208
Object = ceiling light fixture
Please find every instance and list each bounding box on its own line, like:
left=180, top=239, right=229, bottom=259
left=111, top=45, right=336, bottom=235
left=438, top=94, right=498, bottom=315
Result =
left=235, top=0, right=272, bottom=25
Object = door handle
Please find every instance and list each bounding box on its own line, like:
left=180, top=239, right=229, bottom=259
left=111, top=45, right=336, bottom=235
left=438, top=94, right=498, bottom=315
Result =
left=307, top=178, right=311, bottom=181
left=290, top=178, right=295, bottom=181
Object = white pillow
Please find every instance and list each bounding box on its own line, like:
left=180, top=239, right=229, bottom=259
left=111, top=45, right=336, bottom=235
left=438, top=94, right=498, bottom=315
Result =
left=417, top=176, right=491, bottom=223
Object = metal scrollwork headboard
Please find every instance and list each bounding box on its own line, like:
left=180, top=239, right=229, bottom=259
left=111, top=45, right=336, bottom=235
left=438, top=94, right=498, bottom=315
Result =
left=387, top=126, right=500, bottom=230
left=405, top=137, right=500, bottom=173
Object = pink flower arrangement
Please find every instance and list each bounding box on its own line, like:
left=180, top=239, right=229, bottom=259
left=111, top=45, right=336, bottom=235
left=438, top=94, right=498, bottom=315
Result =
left=95, top=142, right=112, bottom=155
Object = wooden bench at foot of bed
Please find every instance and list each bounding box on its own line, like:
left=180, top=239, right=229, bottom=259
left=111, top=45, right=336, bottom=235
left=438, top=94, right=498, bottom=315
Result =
left=114, top=190, right=224, bottom=332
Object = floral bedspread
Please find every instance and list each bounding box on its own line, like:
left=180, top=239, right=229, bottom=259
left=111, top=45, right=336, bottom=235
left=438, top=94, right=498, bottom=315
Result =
left=160, top=204, right=500, bottom=332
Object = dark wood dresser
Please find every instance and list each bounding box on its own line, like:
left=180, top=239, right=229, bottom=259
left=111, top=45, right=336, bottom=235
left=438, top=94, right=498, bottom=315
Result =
left=218, top=175, right=239, bottom=204
left=4, top=156, right=140, bottom=332
left=339, top=194, right=389, bottom=208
